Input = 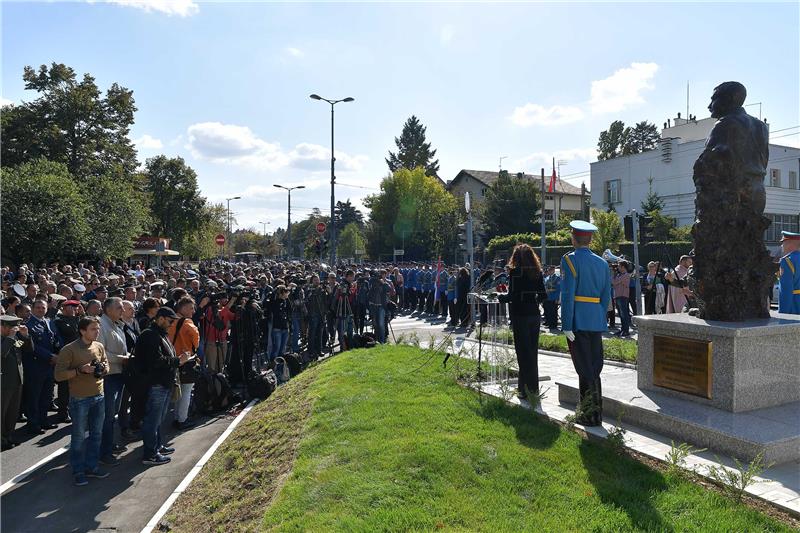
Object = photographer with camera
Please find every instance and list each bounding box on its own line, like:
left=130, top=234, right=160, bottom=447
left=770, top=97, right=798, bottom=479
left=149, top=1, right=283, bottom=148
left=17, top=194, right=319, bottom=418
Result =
left=333, top=270, right=356, bottom=351
left=288, top=282, right=306, bottom=353
left=611, top=260, right=632, bottom=337
left=55, top=316, right=111, bottom=486
left=197, top=288, right=236, bottom=374
left=367, top=269, right=395, bottom=344
left=353, top=272, right=370, bottom=336
left=304, top=275, right=327, bottom=360
left=268, top=286, right=290, bottom=360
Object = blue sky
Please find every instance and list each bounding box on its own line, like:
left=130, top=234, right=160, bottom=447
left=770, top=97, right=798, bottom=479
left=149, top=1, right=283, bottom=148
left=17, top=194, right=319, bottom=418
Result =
left=3, top=1, right=799, bottom=233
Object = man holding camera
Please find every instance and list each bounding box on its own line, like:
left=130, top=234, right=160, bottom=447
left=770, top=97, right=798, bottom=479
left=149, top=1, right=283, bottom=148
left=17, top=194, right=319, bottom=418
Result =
left=55, top=316, right=110, bottom=486
left=198, top=290, right=236, bottom=373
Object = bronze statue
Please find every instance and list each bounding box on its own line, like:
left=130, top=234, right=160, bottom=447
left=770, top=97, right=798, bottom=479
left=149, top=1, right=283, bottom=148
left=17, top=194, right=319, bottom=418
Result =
left=690, top=81, right=775, bottom=320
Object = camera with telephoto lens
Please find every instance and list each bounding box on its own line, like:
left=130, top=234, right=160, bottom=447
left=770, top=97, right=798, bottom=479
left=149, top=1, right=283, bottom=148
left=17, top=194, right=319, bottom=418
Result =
left=91, top=359, right=104, bottom=378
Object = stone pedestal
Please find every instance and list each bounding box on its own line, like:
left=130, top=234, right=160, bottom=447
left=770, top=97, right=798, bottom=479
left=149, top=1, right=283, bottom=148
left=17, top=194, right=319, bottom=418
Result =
left=635, top=312, right=800, bottom=413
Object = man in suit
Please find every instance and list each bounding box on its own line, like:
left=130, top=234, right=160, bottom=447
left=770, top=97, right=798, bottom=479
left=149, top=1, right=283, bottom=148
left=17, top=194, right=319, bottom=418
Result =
left=1, top=315, right=32, bottom=449
left=560, top=221, right=613, bottom=426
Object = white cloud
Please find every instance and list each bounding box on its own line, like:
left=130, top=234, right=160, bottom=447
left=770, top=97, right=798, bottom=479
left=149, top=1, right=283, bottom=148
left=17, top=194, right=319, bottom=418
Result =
left=513, top=147, right=597, bottom=172
left=134, top=134, right=163, bottom=150
left=185, top=122, right=367, bottom=172
left=440, top=24, right=455, bottom=45
left=509, top=104, right=584, bottom=127
left=103, top=0, right=199, bottom=17
left=590, top=62, right=659, bottom=114
left=0, top=97, right=13, bottom=107
left=285, top=47, right=304, bottom=58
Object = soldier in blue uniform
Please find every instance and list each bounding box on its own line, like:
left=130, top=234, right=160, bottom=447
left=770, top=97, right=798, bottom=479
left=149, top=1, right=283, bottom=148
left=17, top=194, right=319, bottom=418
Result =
left=560, top=221, right=613, bottom=426
left=406, top=264, right=418, bottom=311
left=778, top=231, right=800, bottom=315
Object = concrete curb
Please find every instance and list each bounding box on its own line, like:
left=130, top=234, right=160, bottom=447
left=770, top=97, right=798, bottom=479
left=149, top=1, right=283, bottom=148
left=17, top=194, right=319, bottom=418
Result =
left=140, top=399, right=258, bottom=533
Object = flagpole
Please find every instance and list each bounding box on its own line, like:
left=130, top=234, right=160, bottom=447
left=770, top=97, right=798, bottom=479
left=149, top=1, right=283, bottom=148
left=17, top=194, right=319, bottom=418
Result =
left=540, top=168, right=546, bottom=265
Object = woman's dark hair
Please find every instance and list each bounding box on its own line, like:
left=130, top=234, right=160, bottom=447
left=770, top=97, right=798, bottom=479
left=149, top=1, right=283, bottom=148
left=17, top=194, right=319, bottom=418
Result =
left=507, top=244, right=542, bottom=279
left=141, top=297, right=160, bottom=314
left=78, top=316, right=100, bottom=332
left=458, top=267, right=469, bottom=280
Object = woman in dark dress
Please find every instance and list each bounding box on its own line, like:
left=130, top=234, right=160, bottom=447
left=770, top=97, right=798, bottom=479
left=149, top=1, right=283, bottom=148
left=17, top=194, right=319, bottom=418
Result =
left=498, top=244, right=547, bottom=399
left=455, top=267, right=471, bottom=327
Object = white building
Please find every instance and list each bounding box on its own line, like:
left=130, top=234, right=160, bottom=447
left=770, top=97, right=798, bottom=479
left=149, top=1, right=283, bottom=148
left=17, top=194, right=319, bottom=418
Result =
left=590, top=114, right=800, bottom=247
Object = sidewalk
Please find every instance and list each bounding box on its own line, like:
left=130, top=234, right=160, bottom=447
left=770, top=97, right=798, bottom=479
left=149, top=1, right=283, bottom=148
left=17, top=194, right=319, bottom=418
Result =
left=1, top=412, right=235, bottom=533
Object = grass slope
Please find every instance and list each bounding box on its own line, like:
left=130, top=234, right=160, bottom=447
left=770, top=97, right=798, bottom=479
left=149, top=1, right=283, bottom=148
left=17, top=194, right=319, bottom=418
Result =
left=477, top=328, right=638, bottom=363
left=169, top=346, right=789, bottom=532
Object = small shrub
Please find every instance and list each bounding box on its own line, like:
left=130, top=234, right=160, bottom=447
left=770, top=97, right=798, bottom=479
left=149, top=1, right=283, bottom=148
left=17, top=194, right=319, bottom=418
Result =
left=705, top=451, right=772, bottom=502
left=665, top=441, right=706, bottom=477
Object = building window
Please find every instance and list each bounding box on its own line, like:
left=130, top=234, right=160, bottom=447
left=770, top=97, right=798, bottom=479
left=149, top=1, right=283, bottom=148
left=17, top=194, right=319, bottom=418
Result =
left=769, top=168, right=781, bottom=187
left=481, top=187, right=487, bottom=196
left=544, top=209, right=554, bottom=222
left=789, top=171, right=798, bottom=190
left=545, top=195, right=553, bottom=201
left=605, top=179, right=621, bottom=204
left=765, top=213, right=800, bottom=242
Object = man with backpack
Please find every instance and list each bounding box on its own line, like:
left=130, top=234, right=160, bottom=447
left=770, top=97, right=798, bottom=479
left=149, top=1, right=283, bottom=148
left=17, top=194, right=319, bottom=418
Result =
left=135, top=307, right=194, bottom=466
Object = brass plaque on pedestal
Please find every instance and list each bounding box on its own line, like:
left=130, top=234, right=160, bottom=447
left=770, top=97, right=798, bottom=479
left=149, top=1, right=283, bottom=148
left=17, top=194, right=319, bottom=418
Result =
left=653, top=335, right=712, bottom=399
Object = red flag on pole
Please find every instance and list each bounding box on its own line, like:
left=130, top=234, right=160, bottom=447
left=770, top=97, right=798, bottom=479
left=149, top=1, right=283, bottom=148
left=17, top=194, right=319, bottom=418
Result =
left=548, top=167, right=557, bottom=193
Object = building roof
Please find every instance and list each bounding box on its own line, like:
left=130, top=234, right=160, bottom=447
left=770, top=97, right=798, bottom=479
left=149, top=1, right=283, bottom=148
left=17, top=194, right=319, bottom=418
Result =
left=449, top=169, right=585, bottom=195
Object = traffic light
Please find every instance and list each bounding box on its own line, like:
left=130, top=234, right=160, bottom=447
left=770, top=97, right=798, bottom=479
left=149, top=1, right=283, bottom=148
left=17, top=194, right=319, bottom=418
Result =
left=639, top=215, right=654, bottom=245
left=458, top=223, right=468, bottom=250
left=624, top=215, right=634, bottom=241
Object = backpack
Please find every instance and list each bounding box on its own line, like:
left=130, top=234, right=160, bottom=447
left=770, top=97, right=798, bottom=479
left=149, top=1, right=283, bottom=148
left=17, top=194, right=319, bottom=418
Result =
left=274, top=357, right=290, bottom=384
left=284, top=352, right=303, bottom=377
left=361, top=331, right=377, bottom=348
left=192, top=368, right=235, bottom=413
left=247, top=369, right=277, bottom=399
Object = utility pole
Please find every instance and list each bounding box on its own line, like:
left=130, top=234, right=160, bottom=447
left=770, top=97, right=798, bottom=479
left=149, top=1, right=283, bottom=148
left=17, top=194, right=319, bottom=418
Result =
left=581, top=182, right=587, bottom=221
left=540, top=168, right=546, bottom=265
left=273, top=185, right=305, bottom=259
left=225, top=196, right=240, bottom=259
left=631, top=209, right=642, bottom=315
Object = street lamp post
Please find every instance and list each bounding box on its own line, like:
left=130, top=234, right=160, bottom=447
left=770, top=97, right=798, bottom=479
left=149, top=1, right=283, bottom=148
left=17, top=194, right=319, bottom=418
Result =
left=225, top=196, right=241, bottom=258
left=258, top=220, right=271, bottom=256
left=273, top=184, right=305, bottom=259
left=310, top=93, right=354, bottom=266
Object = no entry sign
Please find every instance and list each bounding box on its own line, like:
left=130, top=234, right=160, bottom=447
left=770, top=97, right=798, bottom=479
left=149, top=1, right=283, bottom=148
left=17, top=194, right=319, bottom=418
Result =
left=316, top=222, right=327, bottom=234
left=215, top=234, right=226, bottom=246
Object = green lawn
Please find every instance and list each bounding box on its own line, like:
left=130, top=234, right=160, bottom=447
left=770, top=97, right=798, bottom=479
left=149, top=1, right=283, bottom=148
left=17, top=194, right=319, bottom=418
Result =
left=166, top=346, right=790, bottom=532
left=477, top=327, right=638, bottom=363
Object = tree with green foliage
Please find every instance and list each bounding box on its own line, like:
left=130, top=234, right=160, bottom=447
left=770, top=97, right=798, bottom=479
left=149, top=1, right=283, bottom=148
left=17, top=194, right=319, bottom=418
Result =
left=364, top=168, right=459, bottom=260
left=337, top=222, right=366, bottom=259
left=144, top=155, right=206, bottom=251
left=640, top=177, right=665, bottom=213
left=80, top=175, right=150, bottom=259
left=1, top=63, right=138, bottom=177
left=625, top=121, right=660, bottom=154
left=597, top=120, right=627, bottom=161
left=386, top=115, right=440, bottom=179
left=649, top=210, right=676, bottom=242
left=481, top=171, right=540, bottom=240
left=181, top=202, right=228, bottom=259
left=598, top=120, right=660, bottom=160
left=590, top=209, right=623, bottom=254
left=0, top=160, right=89, bottom=266
left=334, top=199, right=364, bottom=228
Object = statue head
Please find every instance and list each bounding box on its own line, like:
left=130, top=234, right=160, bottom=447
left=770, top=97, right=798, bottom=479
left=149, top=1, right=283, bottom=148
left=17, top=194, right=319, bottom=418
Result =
left=708, top=81, right=747, bottom=118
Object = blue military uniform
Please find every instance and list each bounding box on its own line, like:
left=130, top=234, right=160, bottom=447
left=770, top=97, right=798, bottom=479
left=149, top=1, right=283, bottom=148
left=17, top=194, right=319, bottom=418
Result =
left=25, top=314, right=59, bottom=432
left=560, top=221, right=612, bottom=426
left=778, top=231, right=800, bottom=315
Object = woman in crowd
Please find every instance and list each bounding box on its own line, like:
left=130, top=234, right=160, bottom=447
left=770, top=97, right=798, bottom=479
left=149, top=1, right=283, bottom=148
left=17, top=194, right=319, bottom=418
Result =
left=498, top=244, right=547, bottom=399
left=642, top=261, right=666, bottom=315
left=168, top=297, right=200, bottom=430
left=269, top=286, right=290, bottom=360
left=455, top=267, right=471, bottom=327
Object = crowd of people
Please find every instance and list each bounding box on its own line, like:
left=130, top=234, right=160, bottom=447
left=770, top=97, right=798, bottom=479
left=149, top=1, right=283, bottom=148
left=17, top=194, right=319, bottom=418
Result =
left=0, top=257, right=470, bottom=485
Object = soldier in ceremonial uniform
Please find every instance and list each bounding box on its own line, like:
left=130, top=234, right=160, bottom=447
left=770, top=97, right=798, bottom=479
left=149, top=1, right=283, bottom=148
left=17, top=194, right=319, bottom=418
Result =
left=1, top=315, right=32, bottom=450
left=560, top=221, right=613, bottom=426
left=778, top=231, right=800, bottom=315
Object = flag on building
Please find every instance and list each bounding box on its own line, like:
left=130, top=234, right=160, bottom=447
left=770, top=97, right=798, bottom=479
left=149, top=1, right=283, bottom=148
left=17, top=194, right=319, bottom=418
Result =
left=548, top=167, right=557, bottom=193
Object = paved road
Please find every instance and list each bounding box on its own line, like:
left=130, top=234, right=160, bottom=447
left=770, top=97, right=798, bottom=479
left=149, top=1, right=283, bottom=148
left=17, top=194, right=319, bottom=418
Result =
left=1, top=406, right=235, bottom=533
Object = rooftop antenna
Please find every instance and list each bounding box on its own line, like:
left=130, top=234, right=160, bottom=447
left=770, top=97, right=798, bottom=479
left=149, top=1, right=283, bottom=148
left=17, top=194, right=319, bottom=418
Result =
left=686, top=81, right=689, bottom=122
left=499, top=155, right=507, bottom=172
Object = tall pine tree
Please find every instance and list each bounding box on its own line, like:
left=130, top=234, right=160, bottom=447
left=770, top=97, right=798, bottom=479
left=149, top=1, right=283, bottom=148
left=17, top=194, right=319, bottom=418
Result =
left=386, top=115, right=440, bottom=178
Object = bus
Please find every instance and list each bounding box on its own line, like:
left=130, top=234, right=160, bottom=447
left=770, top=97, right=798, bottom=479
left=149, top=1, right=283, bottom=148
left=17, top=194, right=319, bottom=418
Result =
left=234, top=251, right=263, bottom=264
